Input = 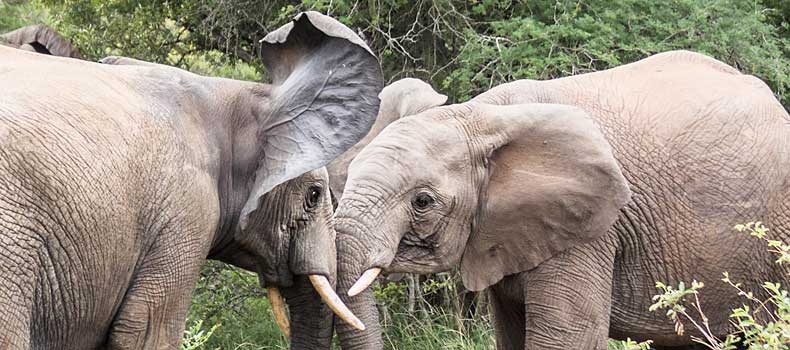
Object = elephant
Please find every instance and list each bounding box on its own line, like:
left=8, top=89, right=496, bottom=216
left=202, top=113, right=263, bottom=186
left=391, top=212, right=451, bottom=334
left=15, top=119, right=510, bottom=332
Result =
left=223, top=167, right=341, bottom=348
left=326, top=78, right=447, bottom=199
left=1, top=24, right=82, bottom=58
left=331, top=50, right=790, bottom=349
left=0, top=11, right=382, bottom=350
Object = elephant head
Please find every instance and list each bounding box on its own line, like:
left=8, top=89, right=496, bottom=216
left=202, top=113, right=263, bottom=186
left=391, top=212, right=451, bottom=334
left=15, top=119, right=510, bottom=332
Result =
left=0, top=24, right=82, bottom=58
left=333, top=101, right=630, bottom=349
left=189, top=11, right=381, bottom=348
left=325, top=78, right=447, bottom=199
left=224, top=167, right=344, bottom=348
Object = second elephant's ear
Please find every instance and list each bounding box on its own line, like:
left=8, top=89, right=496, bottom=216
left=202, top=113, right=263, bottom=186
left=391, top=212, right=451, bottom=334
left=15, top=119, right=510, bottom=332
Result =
left=239, top=12, right=384, bottom=229
left=381, top=78, right=447, bottom=119
left=0, top=24, right=82, bottom=58
left=460, top=103, right=631, bottom=291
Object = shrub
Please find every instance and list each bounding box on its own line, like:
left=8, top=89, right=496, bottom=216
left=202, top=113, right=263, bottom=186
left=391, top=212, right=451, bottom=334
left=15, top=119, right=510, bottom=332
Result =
left=650, top=222, right=790, bottom=350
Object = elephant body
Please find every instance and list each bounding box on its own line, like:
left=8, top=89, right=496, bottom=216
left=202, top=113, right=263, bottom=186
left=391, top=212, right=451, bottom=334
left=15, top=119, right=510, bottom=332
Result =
left=1, top=45, right=222, bottom=349
left=0, top=12, right=382, bottom=350
left=332, top=50, right=790, bottom=349
left=472, top=50, right=790, bottom=347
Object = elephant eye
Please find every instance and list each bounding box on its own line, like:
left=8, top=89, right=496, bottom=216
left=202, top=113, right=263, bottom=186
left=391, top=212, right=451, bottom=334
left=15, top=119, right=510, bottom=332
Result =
left=305, top=185, right=323, bottom=210
left=412, top=192, right=435, bottom=210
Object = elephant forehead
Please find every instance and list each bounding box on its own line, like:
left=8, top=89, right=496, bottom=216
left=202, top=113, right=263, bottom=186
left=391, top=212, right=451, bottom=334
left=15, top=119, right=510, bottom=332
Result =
left=355, top=118, right=462, bottom=165
left=346, top=118, right=470, bottom=190
left=301, top=167, right=328, bottom=182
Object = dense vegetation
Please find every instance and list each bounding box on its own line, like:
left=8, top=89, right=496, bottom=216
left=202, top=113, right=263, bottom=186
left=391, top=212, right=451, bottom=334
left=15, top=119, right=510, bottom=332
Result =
left=2, top=0, right=788, bottom=349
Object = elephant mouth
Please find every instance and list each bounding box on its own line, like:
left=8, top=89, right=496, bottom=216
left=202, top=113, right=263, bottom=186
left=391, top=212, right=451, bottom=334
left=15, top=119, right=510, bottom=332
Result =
left=347, top=230, right=450, bottom=297
left=268, top=272, right=367, bottom=336
left=390, top=231, right=439, bottom=270
left=258, top=270, right=294, bottom=289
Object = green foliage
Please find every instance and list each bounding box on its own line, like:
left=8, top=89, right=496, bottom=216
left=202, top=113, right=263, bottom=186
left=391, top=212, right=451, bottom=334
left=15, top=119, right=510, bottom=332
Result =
left=381, top=309, right=493, bottom=350
left=8, top=0, right=785, bottom=106
left=185, top=261, right=288, bottom=350
left=0, top=0, right=51, bottom=32
left=182, top=320, right=220, bottom=350
left=651, top=223, right=790, bottom=350
left=649, top=280, right=706, bottom=337
left=735, top=221, right=790, bottom=265
left=440, top=0, right=789, bottom=102
left=40, top=0, right=187, bottom=62
left=372, top=274, right=495, bottom=350
left=158, top=0, right=787, bottom=104
left=607, top=338, right=653, bottom=350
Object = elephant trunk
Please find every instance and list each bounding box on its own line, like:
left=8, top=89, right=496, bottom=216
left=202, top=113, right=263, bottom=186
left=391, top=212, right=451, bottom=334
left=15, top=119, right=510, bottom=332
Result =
left=282, top=274, right=335, bottom=350
left=335, top=217, right=386, bottom=350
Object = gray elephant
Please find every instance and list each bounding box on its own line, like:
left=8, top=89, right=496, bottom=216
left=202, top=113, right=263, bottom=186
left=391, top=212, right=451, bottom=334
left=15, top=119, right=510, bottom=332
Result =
left=227, top=167, right=343, bottom=348
left=332, top=50, right=790, bottom=349
left=1, top=24, right=82, bottom=58
left=0, top=11, right=381, bottom=350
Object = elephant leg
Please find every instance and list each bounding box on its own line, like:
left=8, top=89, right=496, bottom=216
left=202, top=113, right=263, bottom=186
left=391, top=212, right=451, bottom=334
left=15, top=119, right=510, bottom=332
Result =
left=489, top=278, right=525, bottom=350
left=106, top=237, right=204, bottom=350
left=523, top=237, right=616, bottom=350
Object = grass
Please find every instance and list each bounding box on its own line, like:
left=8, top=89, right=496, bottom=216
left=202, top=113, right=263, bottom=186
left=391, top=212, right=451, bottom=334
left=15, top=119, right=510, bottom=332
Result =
left=185, top=264, right=648, bottom=349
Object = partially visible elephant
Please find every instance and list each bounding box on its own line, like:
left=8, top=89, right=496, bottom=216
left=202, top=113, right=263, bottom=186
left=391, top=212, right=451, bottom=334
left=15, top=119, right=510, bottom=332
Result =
left=332, top=50, right=790, bottom=349
left=0, top=11, right=381, bottom=350
left=1, top=24, right=82, bottom=58
left=326, top=78, right=447, bottom=199
left=221, top=167, right=341, bottom=349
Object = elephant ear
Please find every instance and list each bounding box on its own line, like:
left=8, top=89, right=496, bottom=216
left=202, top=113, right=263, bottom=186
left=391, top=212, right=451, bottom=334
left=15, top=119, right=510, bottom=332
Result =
left=460, top=103, right=630, bottom=291
left=0, top=24, right=82, bottom=58
left=382, top=78, right=447, bottom=119
left=239, top=11, right=383, bottom=229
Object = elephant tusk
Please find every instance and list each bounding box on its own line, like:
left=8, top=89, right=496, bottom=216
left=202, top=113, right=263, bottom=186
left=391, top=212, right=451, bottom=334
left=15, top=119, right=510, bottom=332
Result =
left=267, top=287, right=291, bottom=338
left=308, top=275, right=366, bottom=331
left=348, top=268, right=381, bottom=297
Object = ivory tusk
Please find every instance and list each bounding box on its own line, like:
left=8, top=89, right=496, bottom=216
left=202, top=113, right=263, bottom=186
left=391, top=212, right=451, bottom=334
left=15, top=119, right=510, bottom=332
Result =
left=348, top=268, right=381, bottom=297
left=308, top=275, right=366, bottom=331
left=267, top=287, right=291, bottom=338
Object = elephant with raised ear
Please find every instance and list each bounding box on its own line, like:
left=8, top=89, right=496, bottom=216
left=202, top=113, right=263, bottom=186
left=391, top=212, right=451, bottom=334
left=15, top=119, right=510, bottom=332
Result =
left=0, top=11, right=382, bottom=350
left=333, top=50, right=790, bottom=349
left=1, top=24, right=82, bottom=58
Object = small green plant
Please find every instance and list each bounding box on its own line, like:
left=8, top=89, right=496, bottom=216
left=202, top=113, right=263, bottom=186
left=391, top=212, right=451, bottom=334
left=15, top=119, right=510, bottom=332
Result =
left=650, top=222, right=790, bottom=350
left=735, top=222, right=790, bottom=265
left=608, top=338, right=654, bottom=350
left=181, top=320, right=220, bottom=350
left=650, top=280, right=707, bottom=338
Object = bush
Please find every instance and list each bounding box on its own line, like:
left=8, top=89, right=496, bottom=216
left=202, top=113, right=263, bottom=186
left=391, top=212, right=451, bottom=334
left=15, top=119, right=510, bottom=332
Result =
left=650, top=222, right=790, bottom=350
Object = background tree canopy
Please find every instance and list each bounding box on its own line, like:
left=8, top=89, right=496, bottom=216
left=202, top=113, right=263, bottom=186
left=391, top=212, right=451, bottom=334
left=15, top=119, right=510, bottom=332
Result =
left=1, top=1, right=788, bottom=349
left=2, top=0, right=787, bottom=105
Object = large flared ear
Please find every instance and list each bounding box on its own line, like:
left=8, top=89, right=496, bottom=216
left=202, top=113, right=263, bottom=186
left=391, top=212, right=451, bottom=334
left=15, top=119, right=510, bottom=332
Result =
left=460, top=103, right=630, bottom=291
left=0, top=25, right=82, bottom=59
left=239, top=12, right=384, bottom=229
